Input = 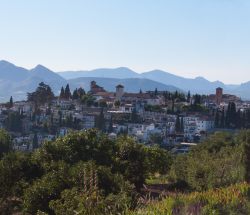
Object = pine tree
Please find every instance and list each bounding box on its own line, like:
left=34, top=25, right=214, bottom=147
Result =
left=72, top=88, right=79, bottom=100
left=131, top=108, right=138, bottom=123
left=175, top=115, right=181, bottom=133
left=225, top=102, right=237, bottom=128
left=27, top=82, right=54, bottom=105
left=64, top=84, right=71, bottom=100
left=154, top=88, right=158, bottom=96
left=236, top=110, right=241, bottom=128
left=78, top=87, right=85, bottom=98
left=108, top=116, right=113, bottom=133
left=9, top=96, right=13, bottom=108
left=220, top=107, right=225, bottom=128
left=187, top=91, right=191, bottom=103
left=172, top=97, right=175, bottom=113
left=96, top=108, right=105, bottom=131
left=215, top=109, right=220, bottom=128
left=180, top=117, right=184, bottom=132
left=60, top=87, right=65, bottom=99
left=33, top=133, right=39, bottom=149
left=174, top=90, right=178, bottom=99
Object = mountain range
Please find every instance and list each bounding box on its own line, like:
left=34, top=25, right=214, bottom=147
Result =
left=0, top=60, right=249, bottom=102
left=0, top=61, right=179, bottom=102
left=59, top=68, right=250, bottom=99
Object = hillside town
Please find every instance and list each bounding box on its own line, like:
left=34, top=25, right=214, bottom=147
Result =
left=1, top=81, right=250, bottom=154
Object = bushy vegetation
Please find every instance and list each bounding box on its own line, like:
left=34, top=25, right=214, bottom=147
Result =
left=132, top=130, right=250, bottom=214
left=133, top=182, right=250, bottom=215
left=169, top=131, right=248, bottom=191
left=2, top=129, right=250, bottom=214
left=0, top=129, right=172, bottom=214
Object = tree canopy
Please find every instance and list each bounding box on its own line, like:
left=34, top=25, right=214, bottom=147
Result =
left=27, top=82, right=54, bottom=105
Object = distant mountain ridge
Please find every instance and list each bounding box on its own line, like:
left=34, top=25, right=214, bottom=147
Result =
left=0, top=60, right=180, bottom=102
left=59, top=67, right=140, bottom=79
left=68, top=77, right=181, bottom=93
left=0, top=60, right=250, bottom=101
left=59, top=67, right=250, bottom=99
left=0, top=60, right=67, bottom=101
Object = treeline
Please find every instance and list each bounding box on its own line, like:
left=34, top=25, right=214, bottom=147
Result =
left=132, top=130, right=250, bottom=214
left=0, top=129, right=172, bottom=214
left=60, top=84, right=86, bottom=100
left=26, top=82, right=107, bottom=108
left=215, top=102, right=250, bottom=129
left=170, top=131, right=247, bottom=191
left=1, top=128, right=250, bottom=214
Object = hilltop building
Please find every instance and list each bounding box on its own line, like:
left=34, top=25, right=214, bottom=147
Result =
left=115, top=84, right=124, bottom=101
left=90, top=81, right=106, bottom=94
left=216, top=87, right=223, bottom=105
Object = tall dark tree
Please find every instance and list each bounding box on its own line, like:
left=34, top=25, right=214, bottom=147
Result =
left=5, top=111, right=22, bottom=132
left=175, top=115, right=181, bottom=133
left=9, top=96, right=13, bottom=108
left=108, top=116, right=113, bottom=133
left=77, top=87, right=85, bottom=98
left=131, top=108, right=138, bottom=123
left=225, top=102, right=237, bottom=128
left=33, top=133, right=39, bottom=149
left=64, top=84, right=71, bottom=100
left=180, top=117, right=184, bottom=132
left=0, top=129, right=12, bottom=158
left=59, top=87, right=65, bottom=99
left=154, top=88, right=158, bottom=96
left=171, top=97, right=175, bottom=113
left=96, top=108, right=105, bottom=131
left=220, top=107, right=225, bottom=128
left=187, top=91, right=191, bottom=103
left=27, top=82, right=54, bottom=105
left=193, top=94, right=201, bottom=105
left=72, top=89, right=79, bottom=100
left=215, top=109, right=220, bottom=128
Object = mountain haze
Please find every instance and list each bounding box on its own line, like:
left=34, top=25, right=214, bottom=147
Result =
left=0, top=61, right=66, bottom=101
left=60, top=67, right=250, bottom=99
left=0, top=60, right=250, bottom=101
left=58, top=67, right=139, bottom=79
left=0, top=61, right=181, bottom=102
left=68, top=77, right=181, bottom=93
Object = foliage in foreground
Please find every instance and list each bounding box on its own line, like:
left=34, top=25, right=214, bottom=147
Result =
left=133, top=182, right=250, bottom=215
left=169, top=131, right=249, bottom=191
left=0, top=129, right=172, bottom=214
left=2, top=129, right=250, bottom=214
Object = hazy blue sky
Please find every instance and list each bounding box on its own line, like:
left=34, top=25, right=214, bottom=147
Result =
left=0, top=0, right=250, bottom=84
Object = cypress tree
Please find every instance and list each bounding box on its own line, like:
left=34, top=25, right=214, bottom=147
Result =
left=78, top=87, right=85, bottom=98
left=215, top=109, right=220, bottom=128
left=33, top=133, right=39, bottom=149
left=108, top=116, right=113, bottom=133
left=60, top=87, right=65, bottom=99
left=226, top=102, right=237, bottom=128
left=64, top=84, right=71, bottom=99
left=187, top=91, right=191, bottom=103
left=9, top=96, right=13, bottom=108
left=96, top=108, right=105, bottom=131
left=175, top=115, right=181, bottom=133
left=220, top=107, right=225, bottom=128
left=72, top=88, right=79, bottom=100
left=154, top=88, right=158, bottom=96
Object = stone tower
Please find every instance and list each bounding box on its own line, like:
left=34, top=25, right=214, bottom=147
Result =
left=115, top=84, right=124, bottom=100
left=216, top=87, right=223, bottom=105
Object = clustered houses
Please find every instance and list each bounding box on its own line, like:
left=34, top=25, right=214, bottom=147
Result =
left=1, top=82, right=248, bottom=153
left=183, top=115, right=214, bottom=141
